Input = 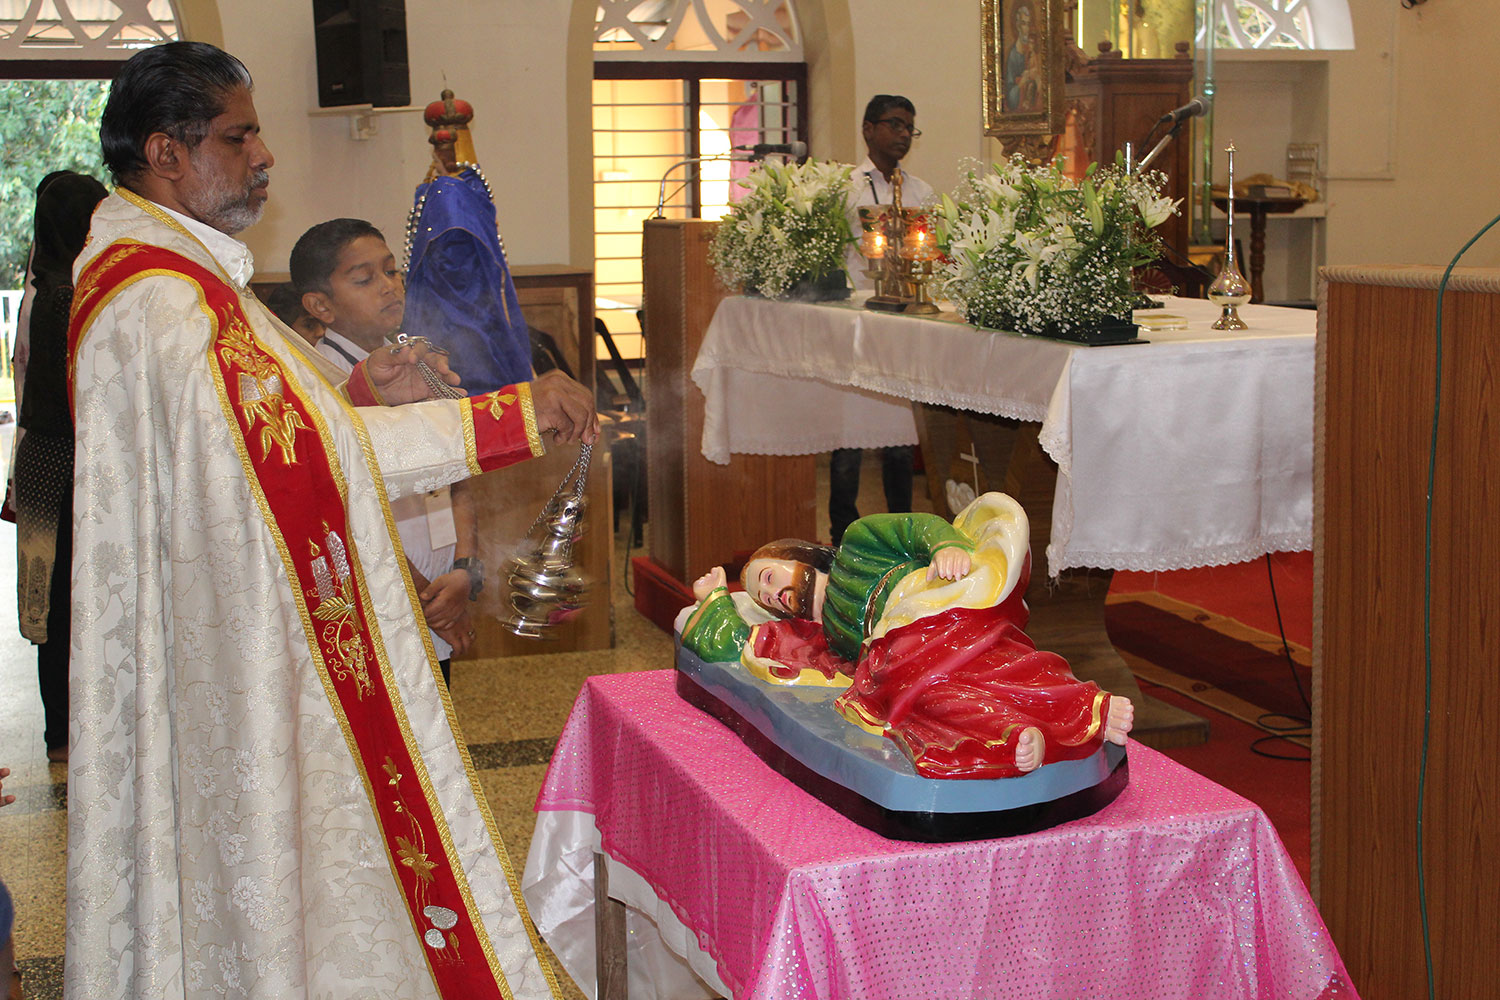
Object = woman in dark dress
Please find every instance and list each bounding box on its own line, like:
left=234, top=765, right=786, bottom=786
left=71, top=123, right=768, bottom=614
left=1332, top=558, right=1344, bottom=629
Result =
left=14, top=171, right=108, bottom=762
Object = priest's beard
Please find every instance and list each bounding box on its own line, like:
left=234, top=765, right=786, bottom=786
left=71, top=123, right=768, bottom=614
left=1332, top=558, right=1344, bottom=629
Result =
left=186, top=165, right=269, bottom=235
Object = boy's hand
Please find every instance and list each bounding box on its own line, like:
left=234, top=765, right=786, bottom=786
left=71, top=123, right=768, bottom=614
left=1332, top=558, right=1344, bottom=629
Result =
left=364, top=340, right=464, bottom=404
left=0, top=766, right=14, bottom=808
left=530, top=370, right=600, bottom=445
left=434, top=607, right=475, bottom=656
left=420, top=570, right=472, bottom=630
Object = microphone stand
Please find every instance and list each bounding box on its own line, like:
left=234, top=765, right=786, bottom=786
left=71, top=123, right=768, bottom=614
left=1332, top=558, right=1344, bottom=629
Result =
left=1134, top=116, right=1186, bottom=174
left=1123, top=119, right=1190, bottom=310
left=652, top=155, right=738, bottom=219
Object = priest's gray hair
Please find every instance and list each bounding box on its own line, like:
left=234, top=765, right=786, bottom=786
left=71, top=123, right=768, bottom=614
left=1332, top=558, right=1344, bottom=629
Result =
left=101, top=41, right=254, bottom=186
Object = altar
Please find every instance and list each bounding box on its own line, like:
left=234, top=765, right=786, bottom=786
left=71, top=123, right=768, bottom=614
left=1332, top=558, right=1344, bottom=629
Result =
left=521, top=671, right=1358, bottom=1000
left=691, top=293, right=1313, bottom=578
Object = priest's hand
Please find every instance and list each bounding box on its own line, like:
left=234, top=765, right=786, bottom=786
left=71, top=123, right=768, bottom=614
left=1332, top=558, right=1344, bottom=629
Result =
left=364, top=340, right=465, bottom=405
left=530, top=370, right=600, bottom=445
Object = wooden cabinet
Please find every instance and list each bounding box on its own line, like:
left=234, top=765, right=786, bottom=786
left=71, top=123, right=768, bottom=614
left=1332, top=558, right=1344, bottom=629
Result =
left=1012, top=50, right=1194, bottom=257
left=1316, top=265, right=1500, bottom=999
left=1064, top=53, right=1194, bottom=255
left=512, top=264, right=595, bottom=386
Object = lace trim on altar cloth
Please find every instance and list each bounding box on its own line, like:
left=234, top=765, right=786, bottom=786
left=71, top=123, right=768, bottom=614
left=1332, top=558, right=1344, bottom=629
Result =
left=851, top=378, right=1049, bottom=425
left=692, top=352, right=1051, bottom=427
left=1045, top=531, right=1313, bottom=577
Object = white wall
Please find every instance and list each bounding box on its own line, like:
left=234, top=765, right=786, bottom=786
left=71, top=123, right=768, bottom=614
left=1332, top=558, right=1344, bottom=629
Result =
left=218, top=0, right=579, bottom=277
left=214, top=0, right=996, bottom=277
left=1323, top=1, right=1500, bottom=268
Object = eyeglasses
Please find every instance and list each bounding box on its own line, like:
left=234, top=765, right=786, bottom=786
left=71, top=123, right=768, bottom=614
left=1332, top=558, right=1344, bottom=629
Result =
left=875, top=118, right=922, bottom=137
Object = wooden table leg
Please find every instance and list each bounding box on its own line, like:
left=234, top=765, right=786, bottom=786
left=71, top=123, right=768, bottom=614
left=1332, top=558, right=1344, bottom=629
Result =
left=1247, top=205, right=1269, bottom=303
left=594, top=852, right=629, bottom=1000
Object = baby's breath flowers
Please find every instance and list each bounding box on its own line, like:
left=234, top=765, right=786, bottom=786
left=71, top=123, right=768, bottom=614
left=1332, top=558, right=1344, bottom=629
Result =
left=710, top=159, right=854, bottom=300
left=936, top=156, right=1178, bottom=336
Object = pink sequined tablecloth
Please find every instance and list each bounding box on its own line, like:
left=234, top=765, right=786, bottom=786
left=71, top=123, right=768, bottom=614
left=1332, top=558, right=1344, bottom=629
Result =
left=533, top=671, right=1357, bottom=1000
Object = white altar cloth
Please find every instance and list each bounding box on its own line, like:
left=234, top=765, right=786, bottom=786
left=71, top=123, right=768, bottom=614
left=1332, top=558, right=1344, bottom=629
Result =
left=690, top=295, right=1313, bottom=575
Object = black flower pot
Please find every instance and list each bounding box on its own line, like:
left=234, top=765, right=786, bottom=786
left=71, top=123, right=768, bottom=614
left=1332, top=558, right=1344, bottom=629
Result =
left=745, top=270, right=851, bottom=303
left=1036, top=317, right=1140, bottom=345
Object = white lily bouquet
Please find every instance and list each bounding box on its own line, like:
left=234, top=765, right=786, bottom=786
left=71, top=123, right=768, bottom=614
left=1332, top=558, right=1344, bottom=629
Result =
left=936, top=157, right=1178, bottom=340
left=710, top=159, right=854, bottom=301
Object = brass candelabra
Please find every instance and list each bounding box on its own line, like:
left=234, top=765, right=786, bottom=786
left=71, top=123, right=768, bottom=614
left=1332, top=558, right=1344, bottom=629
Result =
left=858, top=167, right=941, bottom=315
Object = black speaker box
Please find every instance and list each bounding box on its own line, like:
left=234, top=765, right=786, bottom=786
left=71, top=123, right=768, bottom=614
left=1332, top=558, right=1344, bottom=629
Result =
left=313, top=0, right=410, bottom=108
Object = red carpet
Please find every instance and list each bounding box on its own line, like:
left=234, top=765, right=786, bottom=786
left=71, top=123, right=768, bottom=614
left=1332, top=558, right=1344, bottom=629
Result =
left=1107, top=551, right=1314, bottom=884
left=1112, top=551, right=1312, bottom=647
left=1106, top=598, right=1313, bottom=720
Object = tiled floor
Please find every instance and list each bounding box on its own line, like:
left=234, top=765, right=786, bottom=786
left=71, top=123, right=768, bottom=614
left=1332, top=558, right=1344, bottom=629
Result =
left=0, top=449, right=915, bottom=999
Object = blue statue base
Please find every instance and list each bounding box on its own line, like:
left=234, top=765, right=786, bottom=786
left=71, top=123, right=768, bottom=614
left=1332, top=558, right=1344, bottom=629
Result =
left=675, top=644, right=1129, bottom=843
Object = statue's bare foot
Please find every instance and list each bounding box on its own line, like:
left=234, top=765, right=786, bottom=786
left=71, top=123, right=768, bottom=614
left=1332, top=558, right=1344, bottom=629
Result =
left=1015, top=727, right=1044, bottom=773
left=1104, top=696, right=1135, bottom=745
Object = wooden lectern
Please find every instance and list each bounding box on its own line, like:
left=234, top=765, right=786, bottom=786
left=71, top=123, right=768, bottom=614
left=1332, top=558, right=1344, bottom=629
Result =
left=1316, top=265, right=1500, bottom=1000
left=635, top=219, right=816, bottom=627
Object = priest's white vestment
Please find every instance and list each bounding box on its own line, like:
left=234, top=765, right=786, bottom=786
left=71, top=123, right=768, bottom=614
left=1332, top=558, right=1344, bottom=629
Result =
left=65, top=190, right=562, bottom=1000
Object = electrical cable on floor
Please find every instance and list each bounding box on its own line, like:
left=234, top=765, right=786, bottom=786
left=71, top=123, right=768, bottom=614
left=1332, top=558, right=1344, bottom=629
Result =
left=622, top=467, right=639, bottom=597
left=1248, top=553, right=1311, bottom=762
left=1416, top=209, right=1500, bottom=1000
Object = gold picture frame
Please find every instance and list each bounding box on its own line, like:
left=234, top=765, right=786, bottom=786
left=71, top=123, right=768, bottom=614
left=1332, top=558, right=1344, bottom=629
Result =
left=982, top=0, right=1067, bottom=138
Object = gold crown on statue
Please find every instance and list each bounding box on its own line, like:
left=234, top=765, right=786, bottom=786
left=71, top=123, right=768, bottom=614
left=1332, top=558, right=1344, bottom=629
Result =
left=424, top=89, right=473, bottom=130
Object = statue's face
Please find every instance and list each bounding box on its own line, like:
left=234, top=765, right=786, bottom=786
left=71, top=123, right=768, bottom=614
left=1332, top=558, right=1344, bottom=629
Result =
left=745, top=557, right=808, bottom=618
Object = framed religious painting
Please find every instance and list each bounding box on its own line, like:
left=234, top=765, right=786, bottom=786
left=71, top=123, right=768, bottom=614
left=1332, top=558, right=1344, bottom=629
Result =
left=982, top=0, right=1066, bottom=137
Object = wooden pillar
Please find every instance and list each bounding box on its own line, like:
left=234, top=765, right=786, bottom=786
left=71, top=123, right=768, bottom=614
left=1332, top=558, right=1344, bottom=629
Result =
left=1316, top=265, right=1500, bottom=999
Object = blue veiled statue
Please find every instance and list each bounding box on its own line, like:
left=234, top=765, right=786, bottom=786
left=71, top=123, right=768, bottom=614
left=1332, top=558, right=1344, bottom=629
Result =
left=402, top=165, right=534, bottom=394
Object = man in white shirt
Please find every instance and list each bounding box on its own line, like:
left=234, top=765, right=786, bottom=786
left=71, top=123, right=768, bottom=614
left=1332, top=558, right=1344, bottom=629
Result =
left=831, top=95, right=931, bottom=544
left=66, top=41, right=591, bottom=999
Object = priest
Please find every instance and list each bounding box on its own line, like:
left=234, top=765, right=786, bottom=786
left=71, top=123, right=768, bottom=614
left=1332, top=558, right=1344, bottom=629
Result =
left=66, top=41, right=590, bottom=1000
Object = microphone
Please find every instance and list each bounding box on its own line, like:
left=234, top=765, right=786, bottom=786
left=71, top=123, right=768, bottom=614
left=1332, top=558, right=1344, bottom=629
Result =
left=732, top=141, right=808, bottom=160
left=1158, top=99, right=1207, bottom=124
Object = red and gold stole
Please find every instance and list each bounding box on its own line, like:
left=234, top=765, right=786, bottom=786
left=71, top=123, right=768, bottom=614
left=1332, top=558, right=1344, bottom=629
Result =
left=69, top=241, right=532, bottom=999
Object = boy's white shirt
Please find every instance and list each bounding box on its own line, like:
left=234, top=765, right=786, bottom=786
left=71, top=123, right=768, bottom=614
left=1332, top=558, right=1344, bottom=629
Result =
left=317, top=326, right=459, bottom=659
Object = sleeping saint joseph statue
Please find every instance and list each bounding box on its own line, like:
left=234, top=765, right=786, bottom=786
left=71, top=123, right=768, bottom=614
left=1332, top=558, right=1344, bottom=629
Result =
left=680, top=493, right=1134, bottom=779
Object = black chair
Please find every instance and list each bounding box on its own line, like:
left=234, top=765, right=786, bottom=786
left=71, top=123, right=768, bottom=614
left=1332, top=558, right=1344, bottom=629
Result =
left=594, top=316, right=646, bottom=546
left=1137, top=251, right=1218, bottom=300
left=528, top=324, right=576, bottom=379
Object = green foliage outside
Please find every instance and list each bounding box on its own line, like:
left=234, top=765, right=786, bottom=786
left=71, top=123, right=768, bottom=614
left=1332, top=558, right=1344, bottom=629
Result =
left=0, top=80, right=111, bottom=289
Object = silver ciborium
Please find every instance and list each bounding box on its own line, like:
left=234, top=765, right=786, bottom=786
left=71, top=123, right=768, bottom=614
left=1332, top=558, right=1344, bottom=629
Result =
left=1209, top=142, right=1252, bottom=330
left=500, top=443, right=592, bottom=638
